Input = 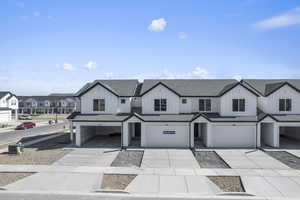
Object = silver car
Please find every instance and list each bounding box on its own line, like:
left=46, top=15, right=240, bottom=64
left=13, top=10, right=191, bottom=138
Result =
left=18, top=115, right=32, bottom=120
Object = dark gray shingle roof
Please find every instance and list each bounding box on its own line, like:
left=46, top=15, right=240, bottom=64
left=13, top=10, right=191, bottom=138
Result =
left=71, top=113, right=130, bottom=122
left=272, top=114, right=300, bottom=122
left=18, top=95, right=75, bottom=102
left=0, top=91, right=11, bottom=99
left=140, top=79, right=239, bottom=96
left=242, top=79, right=300, bottom=96
left=76, top=80, right=139, bottom=97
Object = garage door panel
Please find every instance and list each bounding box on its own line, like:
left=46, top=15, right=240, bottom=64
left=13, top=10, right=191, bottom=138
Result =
left=145, top=125, right=189, bottom=148
left=211, top=125, right=255, bottom=148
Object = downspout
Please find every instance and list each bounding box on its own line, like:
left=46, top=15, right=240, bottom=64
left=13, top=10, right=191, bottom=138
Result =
left=121, top=122, right=123, bottom=150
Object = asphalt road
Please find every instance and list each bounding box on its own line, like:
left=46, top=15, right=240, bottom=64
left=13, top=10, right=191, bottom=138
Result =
left=0, top=122, right=68, bottom=145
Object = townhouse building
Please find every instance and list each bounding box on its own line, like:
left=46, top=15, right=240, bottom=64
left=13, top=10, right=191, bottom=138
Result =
left=18, top=94, right=77, bottom=115
left=0, top=91, right=18, bottom=122
left=68, top=79, right=300, bottom=148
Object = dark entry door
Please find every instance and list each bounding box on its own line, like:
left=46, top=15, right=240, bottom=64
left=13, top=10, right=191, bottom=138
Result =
left=134, top=123, right=141, bottom=137
left=194, top=123, right=199, bottom=138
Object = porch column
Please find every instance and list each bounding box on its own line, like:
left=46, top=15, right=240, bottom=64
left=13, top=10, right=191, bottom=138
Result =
left=70, top=121, right=74, bottom=141
left=190, top=122, right=194, bottom=148
left=141, top=123, right=146, bottom=147
left=256, top=123, right=261, bottom=148
left=75, top=125, right=81, bottom=147
left=122, top=122, right=129, bottom=147
left=274, top=123, right=279, bottom=148
left=206, top=123, right=212, bottom=147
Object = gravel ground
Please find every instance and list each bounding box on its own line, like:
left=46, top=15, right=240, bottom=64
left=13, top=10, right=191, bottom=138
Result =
left=265, top=151, right=300, bottom=169
left=207, top=176, right=244, bottom=193
left=111, top=150, right=144, bottom=167
left=0, top=134, right=72, bottom=165
left=194, top=151, right=230, bottom=168
left=101, top=174, right=137, bottom=190
left=0, top=173, right=35, bottom=187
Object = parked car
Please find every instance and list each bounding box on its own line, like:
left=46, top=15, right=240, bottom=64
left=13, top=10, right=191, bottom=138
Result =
left=18, top=115, right=32, bottom=120
left=16, top=122, right=36, bottom=130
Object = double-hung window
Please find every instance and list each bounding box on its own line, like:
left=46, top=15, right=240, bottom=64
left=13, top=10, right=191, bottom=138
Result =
left=279, top=99, right=292, bottom=111
left=154, top=99, right=167, bottom=111
left=199, top=99, right=211, bottom=112
left=93, top=99, right=105, bottom=111
left=232, top=99, right=245, bottom=112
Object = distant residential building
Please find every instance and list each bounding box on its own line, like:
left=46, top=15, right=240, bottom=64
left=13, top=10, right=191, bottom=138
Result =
left=18, top=94, right=77, bottom=115
left=0, top=91, right=18, bottom=122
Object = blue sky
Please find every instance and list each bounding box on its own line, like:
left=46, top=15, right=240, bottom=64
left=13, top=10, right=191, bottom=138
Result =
left=1, top=0, right=300, bottom=95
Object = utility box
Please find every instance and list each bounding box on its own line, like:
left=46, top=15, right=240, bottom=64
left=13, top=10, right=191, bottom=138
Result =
left=8, top=143, right=24, bottom=154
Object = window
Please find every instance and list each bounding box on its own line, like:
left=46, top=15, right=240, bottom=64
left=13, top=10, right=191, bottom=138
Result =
left=199, top=99, right=211, bottom=112
left=154, top=99, right=167, bottom=111
left=120, top=99, right=126, bottom=104
left=93, top=99, right=105, bottom=111
left=232, top=99, right=245, bottom=112
left=279, top=99, right=292, bottom=111
left=11, top=100, right=16, bottom=106
left=182, top=99, right=187, bottom=104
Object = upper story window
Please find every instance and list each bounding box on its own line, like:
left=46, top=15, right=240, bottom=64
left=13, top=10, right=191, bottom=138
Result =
left=199, top=99, right=211, bottom=112
left=232, top=99, right=245, bottom=112
left=154, top=99, right=167, bottom=111
left=19, top=102, right=24, bottom=107
left=182, top=99, right=187, bottom=104
left=93, top=99, right=105, bottom=111
left=11, top=100, right=16, bottom=106
left=279, top=98, right=292, bottom=111
left=120, top=99, right=126, bottom=104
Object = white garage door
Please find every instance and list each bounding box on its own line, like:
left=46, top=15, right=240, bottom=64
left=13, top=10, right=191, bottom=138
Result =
left=211, top=124, right=256, bottom=148
left=145, top=124, right=189, bottom=148
left=0, top=111, right=11, bottom=122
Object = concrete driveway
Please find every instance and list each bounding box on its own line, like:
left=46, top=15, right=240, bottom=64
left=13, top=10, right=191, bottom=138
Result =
left=53, top=148, right=119, bottom=167
left=215, top=149, right=290, bottom=169
left=141, top=149, right=200, bottom=168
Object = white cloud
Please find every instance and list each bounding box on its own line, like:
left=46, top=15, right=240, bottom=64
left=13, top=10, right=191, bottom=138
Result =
left=16, top=2, right=25, bottom=8
left=103, top=67, right=211, bottom=82
left=148, top=18, right=167, bottom=32
left=33, top=11, right=40, bottom=17
left=84, top=61, right=97, bottom=70
left=178, top=32, right=188, bottom=40
left=62, top=63, right=77, bottom=71
left=233, top=75, right=242, bottom=81
left=253, top=6, right=300, bottom=30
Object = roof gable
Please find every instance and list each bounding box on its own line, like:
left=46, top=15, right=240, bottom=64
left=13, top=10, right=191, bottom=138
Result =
left=140, top=82, right=181, bottom=97
left=76, top=80, right=139, bottom=97
left=141, top=79, right=240, bottom=97
left=242, top=79, right=300, bottom=97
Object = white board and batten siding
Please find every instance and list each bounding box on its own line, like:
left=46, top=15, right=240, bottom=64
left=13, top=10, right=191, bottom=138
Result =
left=142, top=84, right=180, bottom=114
left=80, top=84, right=131, bottom=114
left=258, top=85, right=300, bottom=114
left=220, top=85, right=257, bottom=116
left=179, top=97, right=220, bottom=113
left=142, top=122, right=190, bottom=147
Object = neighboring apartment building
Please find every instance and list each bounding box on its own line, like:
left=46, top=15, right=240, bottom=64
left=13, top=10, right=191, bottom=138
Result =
left=0, top=91, right=18, bottom=122
left=68, top=79, right=300, bottom=148
left=18, top=94, right=77, bottom=115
